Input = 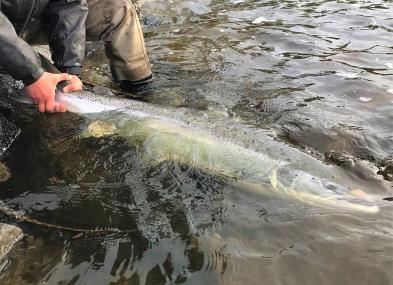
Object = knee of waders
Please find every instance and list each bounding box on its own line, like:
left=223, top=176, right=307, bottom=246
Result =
left=107, top=0, right=138, bottom=29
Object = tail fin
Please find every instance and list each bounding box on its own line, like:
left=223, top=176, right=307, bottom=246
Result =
left=37, top=53, right=61, bottom=74
left=37, top=52, right=69, bottom=90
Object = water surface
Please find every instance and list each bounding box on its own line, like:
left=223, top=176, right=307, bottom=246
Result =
left=1, top=0, right=393, bottom=284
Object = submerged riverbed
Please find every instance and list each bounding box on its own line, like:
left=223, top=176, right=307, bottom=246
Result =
left=1, top=0, right=393, bottom=284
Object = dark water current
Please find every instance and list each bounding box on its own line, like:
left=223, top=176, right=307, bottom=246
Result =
left=1, top=0, right=393, bottom=284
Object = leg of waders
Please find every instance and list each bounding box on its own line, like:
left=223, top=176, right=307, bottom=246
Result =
left=85, top=0, right=152, bottom=94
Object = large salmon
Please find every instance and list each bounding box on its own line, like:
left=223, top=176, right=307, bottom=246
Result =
left=0, top=62, right=381, bottom=214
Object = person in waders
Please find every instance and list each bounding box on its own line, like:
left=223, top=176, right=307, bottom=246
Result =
left=0, top=0, right=152, bottom=113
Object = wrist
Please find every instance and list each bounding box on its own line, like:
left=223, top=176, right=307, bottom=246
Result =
left=22, top=67, right=45, bottom=86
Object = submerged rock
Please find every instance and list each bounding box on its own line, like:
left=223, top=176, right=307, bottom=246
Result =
left=0, top=163, right=11, bottom=182
left=336, top=72, right=359, bottom=79
left=350, top=189, right=368, bottom=197
left=0, top=223, right=23, bottom=260
left=252, top=16, right=275, bottom=24
left=378, top=157, right=393, bottom=181
left=358, top=97, right=373, bottom=103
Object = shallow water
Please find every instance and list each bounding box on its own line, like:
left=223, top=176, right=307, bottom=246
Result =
left=1, top=0, right=393, bottom=284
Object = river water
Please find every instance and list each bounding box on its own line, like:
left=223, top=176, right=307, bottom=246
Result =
left=1, top=0, right=393, bottom=284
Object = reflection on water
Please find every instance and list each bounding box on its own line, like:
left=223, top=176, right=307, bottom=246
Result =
left=1, top=0, right=393, bottom=284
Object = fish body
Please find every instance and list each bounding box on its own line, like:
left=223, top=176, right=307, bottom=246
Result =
left=56, top=90, right=380, bottom=213
left=0, top=74, right=380, bottom=213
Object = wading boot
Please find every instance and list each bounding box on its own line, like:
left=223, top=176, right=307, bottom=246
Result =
left=119, top=74, right=153, bottom=96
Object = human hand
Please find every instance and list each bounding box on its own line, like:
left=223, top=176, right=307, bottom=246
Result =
left=25, top=72, right=72, bottom=113
left=62, top=75, right=83, bottom=93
